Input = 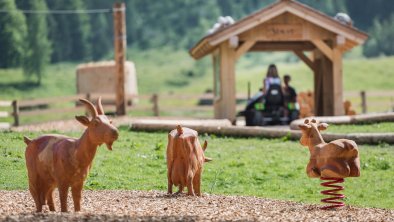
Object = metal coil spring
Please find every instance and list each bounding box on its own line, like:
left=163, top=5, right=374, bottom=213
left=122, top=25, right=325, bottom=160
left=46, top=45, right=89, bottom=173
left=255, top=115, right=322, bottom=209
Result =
left=320, top=177, right=345, bottom=210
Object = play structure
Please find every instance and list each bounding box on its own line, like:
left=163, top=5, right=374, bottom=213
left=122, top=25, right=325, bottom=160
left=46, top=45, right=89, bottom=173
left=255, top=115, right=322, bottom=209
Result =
left=167, top=125, right=211, bottom=196
left=76, top=61, right=138, bottom=104
left=24, top=98, right=119, bottom=212
left=190, top=0, right=368, bottom=123
left=298, top=119, right=360, bottom=209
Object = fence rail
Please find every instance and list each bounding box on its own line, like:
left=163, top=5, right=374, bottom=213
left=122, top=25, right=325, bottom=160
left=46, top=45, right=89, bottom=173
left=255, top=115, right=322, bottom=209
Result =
left=1, top=90, right=393, bottom=128
left=0, top=100, right=14, bottom=129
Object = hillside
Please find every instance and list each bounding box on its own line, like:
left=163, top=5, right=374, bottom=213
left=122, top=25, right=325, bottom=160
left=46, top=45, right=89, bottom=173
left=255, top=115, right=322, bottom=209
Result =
left=1, top=48, right=393, bottom=99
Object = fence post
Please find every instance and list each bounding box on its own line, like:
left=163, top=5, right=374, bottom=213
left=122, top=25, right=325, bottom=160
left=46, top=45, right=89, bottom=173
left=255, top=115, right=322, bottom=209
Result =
left=12, top=100, right=19, bottom=127
left=151, top=94, right=159, bottom=117
left=360, top=90, right=367, bottom=114
left=86, top=93, right=91, bottom=101
left=113, top=2, right=127, bottom=116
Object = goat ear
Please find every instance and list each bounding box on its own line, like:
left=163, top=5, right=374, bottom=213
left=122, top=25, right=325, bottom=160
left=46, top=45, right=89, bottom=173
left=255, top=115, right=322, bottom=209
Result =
left=75, top=116, right=90, bottom=126
left=318, top=123, right=329, bottom=131
left=204, top=157, right=212, bottom=162
left=298, top=124, right=311, bottom=130
left=304, top=119, right=309, bottom=124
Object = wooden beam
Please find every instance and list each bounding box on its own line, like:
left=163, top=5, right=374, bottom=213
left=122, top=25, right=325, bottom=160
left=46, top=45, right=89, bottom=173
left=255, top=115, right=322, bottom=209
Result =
left=209, top=2, right=288, bottom=46
left=286, top=4, right=368, bottom=45
left=332, top=47, right=344, bottom=115
left=113, top=3, right=127, bottom=115
left=312, top=40, right=333, bottom=61
left=250, top=41, right=315, bottom=51
left=235, top=41, right=255, bottom=60
left=293, top=50, right=315, bottom=71
left=214, top=42, right=237, bottom=123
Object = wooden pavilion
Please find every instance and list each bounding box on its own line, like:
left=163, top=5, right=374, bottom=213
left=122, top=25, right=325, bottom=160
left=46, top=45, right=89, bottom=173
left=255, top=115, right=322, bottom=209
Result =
left=189, top=0, right=368, bottom=123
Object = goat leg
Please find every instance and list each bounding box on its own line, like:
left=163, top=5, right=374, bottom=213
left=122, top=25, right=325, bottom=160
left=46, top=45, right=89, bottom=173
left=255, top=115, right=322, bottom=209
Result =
left=187, top=175, right=195, bottom=196
left=58, top=185, right=69, bottom=212
left=175, top=185, right=184, bottom=195
left=193, top=171, right=201, bottom=196
left=72, top=182, right=83, bottom=212
left=46, top=188, right=56, bottom=211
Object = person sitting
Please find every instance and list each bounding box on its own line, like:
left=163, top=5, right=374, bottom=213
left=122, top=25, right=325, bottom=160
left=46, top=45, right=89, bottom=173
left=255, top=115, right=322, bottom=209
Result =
left=263, top=64, right=281, bottom=95
left=282, top=74, right=299, bottom=121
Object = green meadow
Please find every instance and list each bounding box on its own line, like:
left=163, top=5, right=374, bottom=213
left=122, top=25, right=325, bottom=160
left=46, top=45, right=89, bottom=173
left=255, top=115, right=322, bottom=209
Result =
left=0, top=129, right=393, bottom=209
left=1, top=48, right=393, bottom=98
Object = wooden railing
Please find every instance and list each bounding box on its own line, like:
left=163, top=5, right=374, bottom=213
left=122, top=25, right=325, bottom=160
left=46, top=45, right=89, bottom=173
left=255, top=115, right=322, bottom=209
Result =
left=0, top=100, right=15, bottom=129
left=1, top=90, right=393, bottom=128
left=344, top=90, right=394, bottom=113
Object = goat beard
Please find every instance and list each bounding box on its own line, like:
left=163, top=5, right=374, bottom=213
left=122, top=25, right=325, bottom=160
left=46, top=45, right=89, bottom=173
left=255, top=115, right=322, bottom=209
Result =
left=105, top=141, right=113, bottom=151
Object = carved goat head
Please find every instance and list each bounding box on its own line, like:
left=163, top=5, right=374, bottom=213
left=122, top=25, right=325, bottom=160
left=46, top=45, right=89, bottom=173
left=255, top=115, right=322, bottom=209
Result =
left=76, top=97, right=119, bottom=150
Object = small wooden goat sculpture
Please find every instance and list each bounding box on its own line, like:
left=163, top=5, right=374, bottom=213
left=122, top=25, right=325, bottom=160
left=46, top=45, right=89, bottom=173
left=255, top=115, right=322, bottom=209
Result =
left=167, top=125, right=212, bottom=196
left=298, top=119, right=360, bottom=178
left=24, top=98, right=119, bottom=212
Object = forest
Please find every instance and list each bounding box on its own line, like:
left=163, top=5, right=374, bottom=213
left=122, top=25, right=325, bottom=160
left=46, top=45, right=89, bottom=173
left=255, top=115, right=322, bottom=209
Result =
left=1, top=0, right=394, bottom=82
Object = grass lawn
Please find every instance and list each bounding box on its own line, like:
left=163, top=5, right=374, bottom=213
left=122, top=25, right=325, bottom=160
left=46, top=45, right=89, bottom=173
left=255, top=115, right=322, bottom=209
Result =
left=1, top=128, right=393, bottom=209
left=327, top=122, right=394, bottom=134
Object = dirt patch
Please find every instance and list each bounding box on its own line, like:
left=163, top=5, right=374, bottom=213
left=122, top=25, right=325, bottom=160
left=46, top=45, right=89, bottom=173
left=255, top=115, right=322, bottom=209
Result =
left=1, top=190, right=392, bottom=221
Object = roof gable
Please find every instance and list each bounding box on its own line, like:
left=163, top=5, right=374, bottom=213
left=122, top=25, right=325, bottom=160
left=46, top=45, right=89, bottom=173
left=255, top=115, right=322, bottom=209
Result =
left=190, top=0, right=368, bottom=59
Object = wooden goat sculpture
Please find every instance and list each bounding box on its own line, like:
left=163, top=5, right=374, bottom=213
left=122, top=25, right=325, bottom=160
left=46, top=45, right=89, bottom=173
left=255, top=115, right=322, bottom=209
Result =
left=167, top=125, right=212, bottom=196
left=24, top=98, right=119, bottom=212
left=298, top=119, right=360, bottom=178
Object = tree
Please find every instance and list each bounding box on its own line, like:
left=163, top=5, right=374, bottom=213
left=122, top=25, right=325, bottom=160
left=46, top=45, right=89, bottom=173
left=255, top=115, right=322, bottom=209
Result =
left=19, top=0, right=51, bottom=84
left=46, top=0, right=91, bottom=62
left=0, top=0, right=27, bottom=68
left=364, top=14, right=394, bottom=57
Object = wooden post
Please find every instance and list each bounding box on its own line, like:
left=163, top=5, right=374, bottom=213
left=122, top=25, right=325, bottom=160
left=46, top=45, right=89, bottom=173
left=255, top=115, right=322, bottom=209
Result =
left=12, top=100, right=19, bottom=127
left=360, top=91, right=367, bottom=114
left=113, top=3, right=127, bottom=116
left=214, top=42, right=236, bottom=123
left=152, top=94, right=159, bottom=116
left=247, top=81, right=251, bottom=100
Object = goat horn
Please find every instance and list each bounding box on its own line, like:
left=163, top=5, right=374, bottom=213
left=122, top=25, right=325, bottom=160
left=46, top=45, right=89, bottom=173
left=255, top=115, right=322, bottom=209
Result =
left=96, top=97, right=104, bottom=115
left=176, top=125, right=183, bottom=135
left=203, top=140, right=208, bottom=151
left=79, top=99, right=98, bottom=118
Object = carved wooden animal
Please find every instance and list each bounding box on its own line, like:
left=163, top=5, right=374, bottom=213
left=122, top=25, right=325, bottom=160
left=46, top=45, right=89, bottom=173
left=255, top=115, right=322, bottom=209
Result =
left=297, top=91, right=314, bottom=118
left=24, top=98, right=119, bottom=212
left=298, top=119, right=360, bottom=178
left=167, top=125, right=212, bottom=196
left=344, top=100, right=356, bottom=116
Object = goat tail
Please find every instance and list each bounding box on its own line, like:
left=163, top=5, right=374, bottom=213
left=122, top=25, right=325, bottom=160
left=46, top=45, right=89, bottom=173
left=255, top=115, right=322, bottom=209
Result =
left=23, top=136, right=32, bottom=145
left=176, top=125, right=183, bottom=135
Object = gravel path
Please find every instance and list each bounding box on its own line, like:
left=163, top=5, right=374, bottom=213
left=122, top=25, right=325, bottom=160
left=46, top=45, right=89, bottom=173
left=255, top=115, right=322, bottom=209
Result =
left=1, top=190, right=393, bottom=222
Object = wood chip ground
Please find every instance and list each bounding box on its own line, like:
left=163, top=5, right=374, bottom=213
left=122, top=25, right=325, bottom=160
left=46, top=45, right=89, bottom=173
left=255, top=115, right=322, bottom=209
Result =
left=1, top=190, right=393, bottom=221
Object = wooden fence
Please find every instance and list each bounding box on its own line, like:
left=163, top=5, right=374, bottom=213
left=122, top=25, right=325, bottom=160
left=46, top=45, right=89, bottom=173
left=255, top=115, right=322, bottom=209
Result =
left=344, top=90, right=394, bottom=114
left=0, top=90, right=393, bottom=128
left=0, top=100, right=14, bottom=129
